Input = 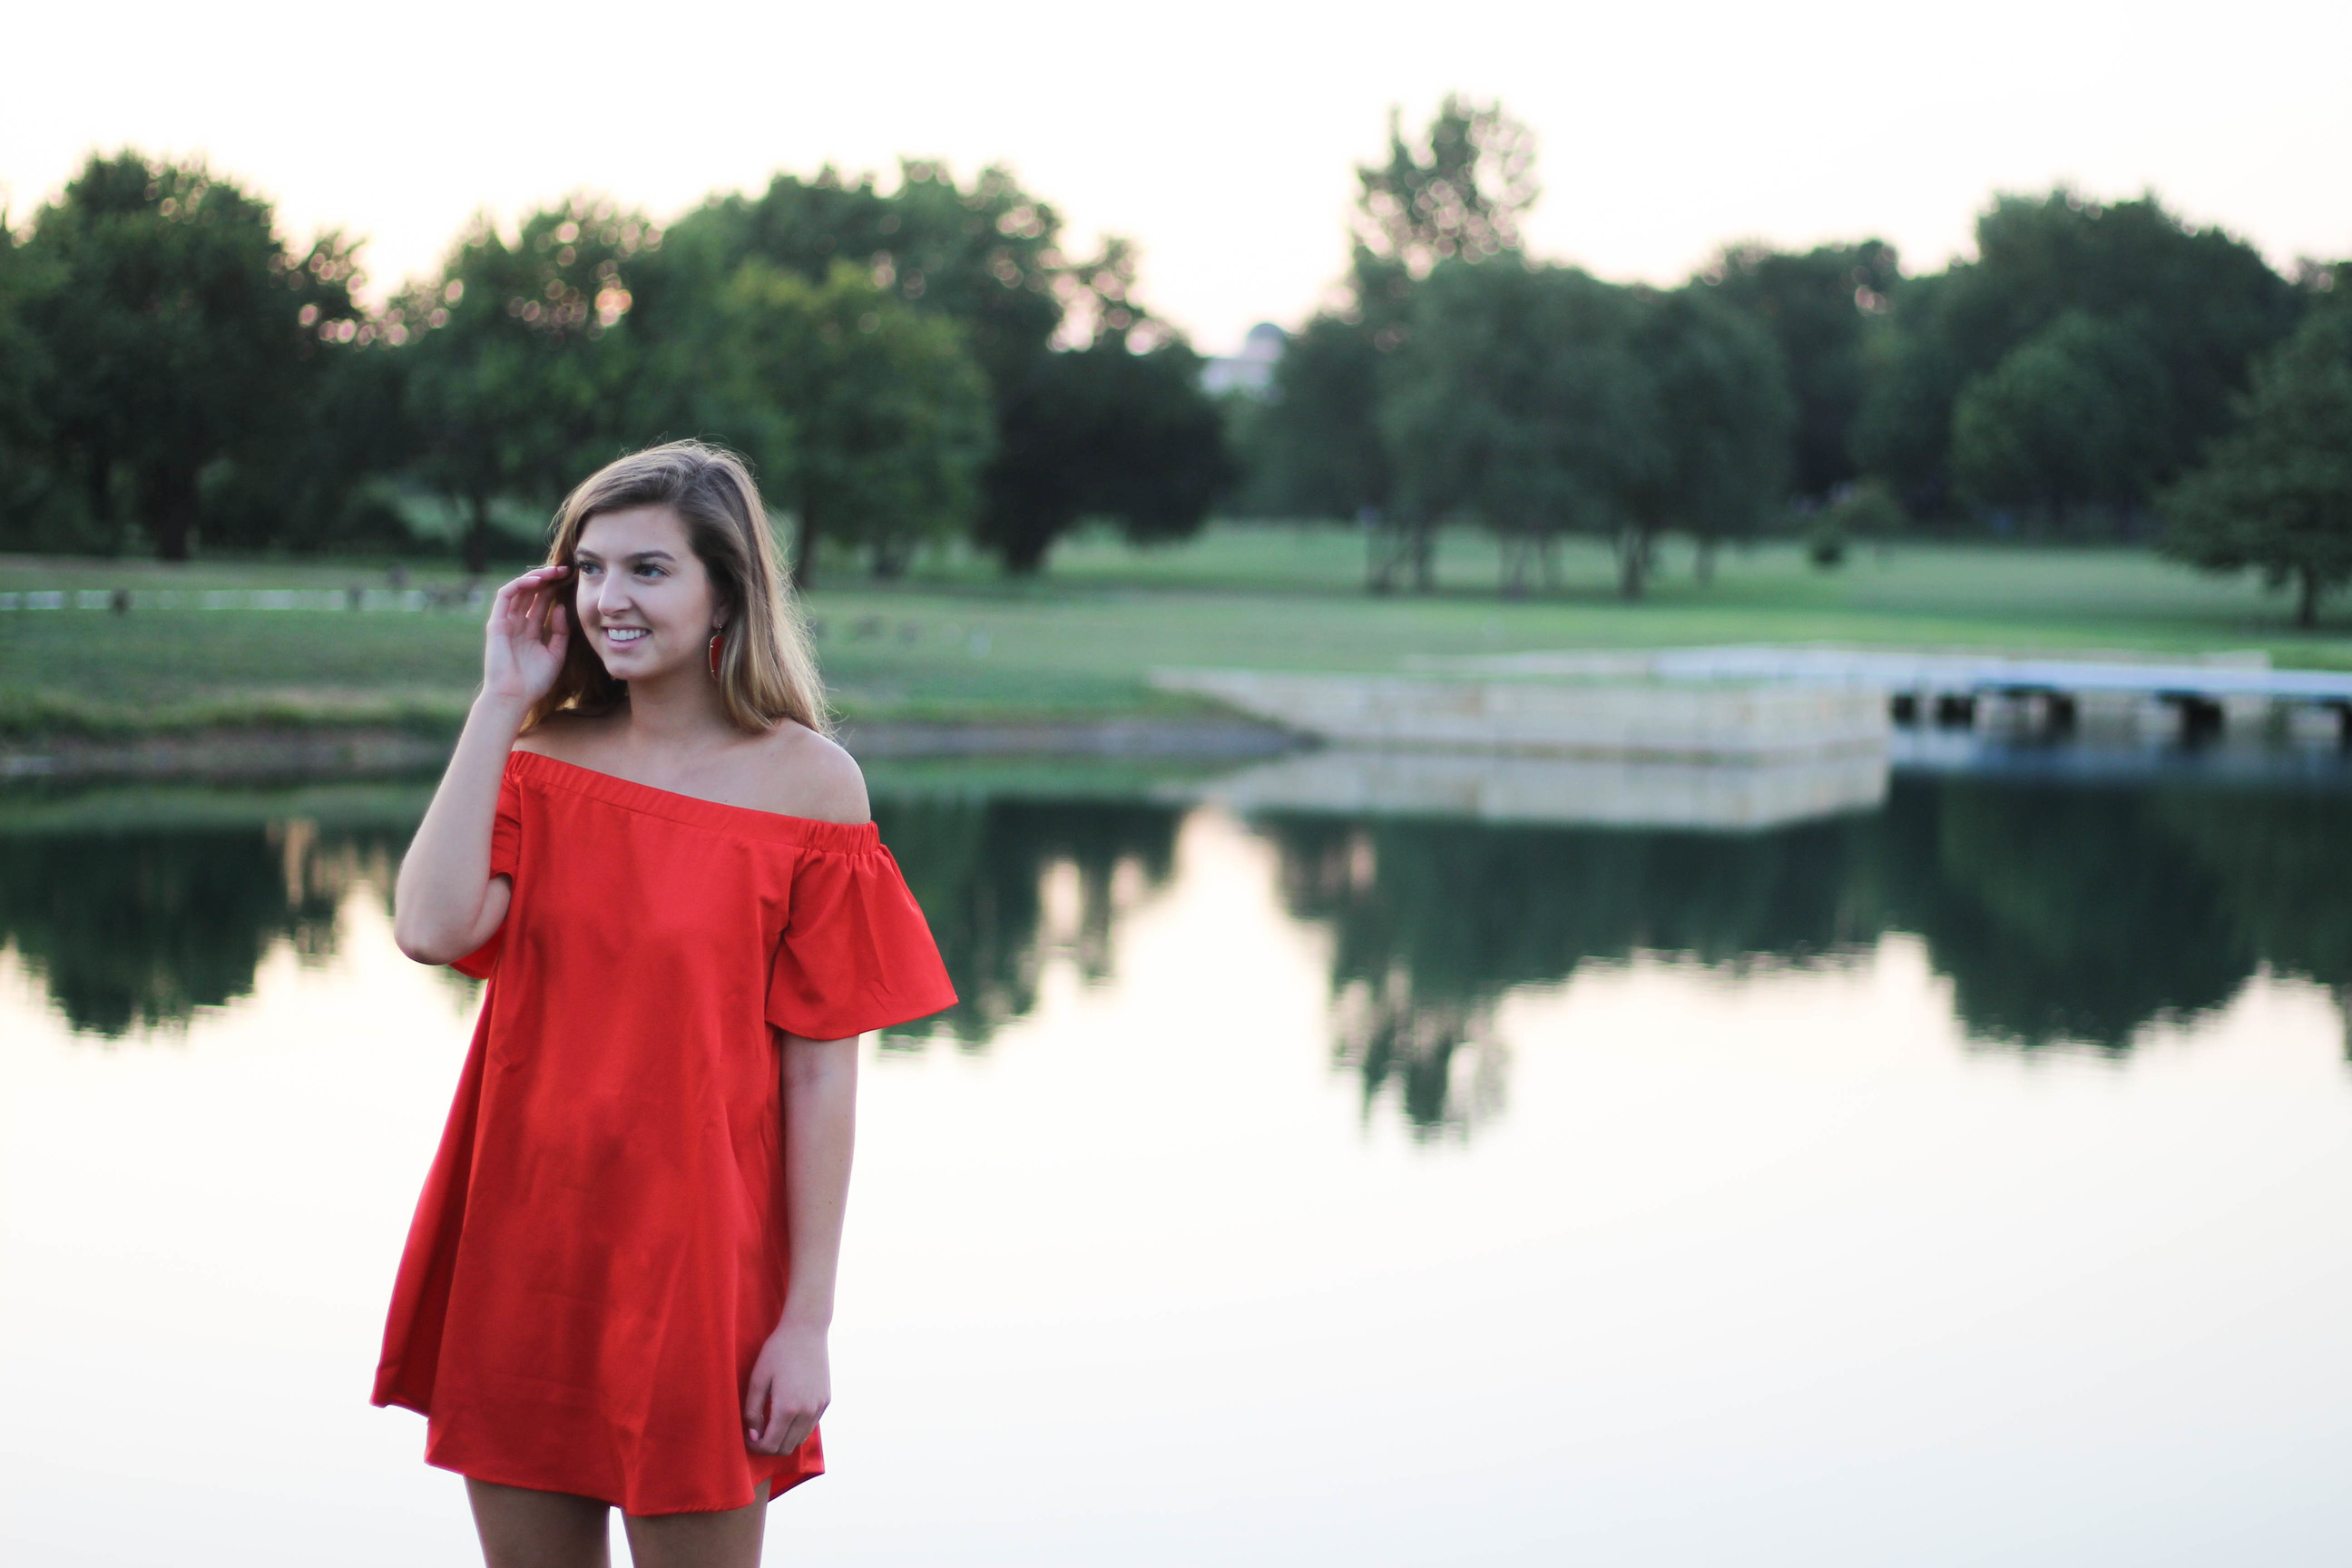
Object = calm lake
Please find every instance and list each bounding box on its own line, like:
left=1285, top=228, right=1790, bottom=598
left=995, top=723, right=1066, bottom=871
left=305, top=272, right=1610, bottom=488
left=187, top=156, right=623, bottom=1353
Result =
left=4, top=753, right=2350, bottom=1565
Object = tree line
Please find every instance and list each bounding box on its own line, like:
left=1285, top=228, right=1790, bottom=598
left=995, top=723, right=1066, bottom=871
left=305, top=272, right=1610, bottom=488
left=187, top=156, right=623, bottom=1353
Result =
left=0, top=152, right=1229, bottom=580
left=1235, top=98, right=2352, bottom=615
left=2, top=118, right=2347, bottom=615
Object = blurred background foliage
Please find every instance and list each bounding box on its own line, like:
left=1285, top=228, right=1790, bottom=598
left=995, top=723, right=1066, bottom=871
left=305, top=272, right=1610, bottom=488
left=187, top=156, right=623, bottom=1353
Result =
left=0, top=112, right=2346, bottom=612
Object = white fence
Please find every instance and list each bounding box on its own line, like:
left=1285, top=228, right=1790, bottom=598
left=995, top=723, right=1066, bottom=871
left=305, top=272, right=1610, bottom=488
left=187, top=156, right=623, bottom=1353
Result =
left=0, top=586, right=485, bottom=612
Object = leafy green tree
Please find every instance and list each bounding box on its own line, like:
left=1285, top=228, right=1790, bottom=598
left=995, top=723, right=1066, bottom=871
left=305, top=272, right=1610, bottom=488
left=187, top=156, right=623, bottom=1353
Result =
left=2160, top=305, right=2352, bottom=625
left=1855, top=190, right=2299, bottom=520
left=17, top=152, right=365, bottom=558
left=1352, top=94, right=1539, bottom=276
left=1699, top=240, right=1901, bottom=500
left=1949, top=310, right=2173, bottom=526
left=196, top=339, right=417, bottom=553
left=0, top=217, right=70, bottom=545
left=1227, top=315, right=1389, bottom=533
left=1241, top=318, right=1380, bottom=498
left=1803, top=479, right=1909, bottom=569
left=1848, top=284, right=1970, bottom=516
left=1625, top=286, right=1794, bottom=589
left=1383, top=264, right=1788, bottom=598
left=641, top=162, right=1218, bottom=576
left=978, top=331, right=1230, bottom=573
left=640, top=162, right=1063, bottom=396
left=394, top=198, right=654, bottom=571
left=1381, top=260, right=1657, bottom=594
left=710, top=260, right=993, bottom=582
left=1247, top=98, right=1539, bottom=585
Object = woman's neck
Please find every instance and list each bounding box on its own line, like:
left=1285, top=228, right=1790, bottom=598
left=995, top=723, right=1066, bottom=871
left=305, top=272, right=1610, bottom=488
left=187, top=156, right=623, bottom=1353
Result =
left=614, top=664, right=737, bottom=756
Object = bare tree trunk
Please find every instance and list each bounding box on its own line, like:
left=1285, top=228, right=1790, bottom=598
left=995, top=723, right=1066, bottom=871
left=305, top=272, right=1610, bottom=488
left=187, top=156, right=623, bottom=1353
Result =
left=1366, top=514, right=1398, bottom=593
left=1616, top=526, right=1652, bottom=601
left=2298, top=565, right=2319, bottom=628
left=1409, top=518, right=1435, bottom=593
left=463, top=495, right=492, bottom=577
left=793, top=505, right=818, bottom=591
left=143, top=465, right=198, bottom=562
left=1695, top=535, right=1717, bottom=584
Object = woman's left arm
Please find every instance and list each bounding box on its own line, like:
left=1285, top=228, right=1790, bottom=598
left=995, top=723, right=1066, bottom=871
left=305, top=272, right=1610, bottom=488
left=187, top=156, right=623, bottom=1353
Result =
left=745, top=1031, right=859, bottom=1456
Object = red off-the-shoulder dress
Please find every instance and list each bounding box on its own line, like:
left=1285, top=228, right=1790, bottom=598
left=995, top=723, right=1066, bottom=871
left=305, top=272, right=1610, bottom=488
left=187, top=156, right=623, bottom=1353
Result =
left=372, top=750, right=956, bottom=1514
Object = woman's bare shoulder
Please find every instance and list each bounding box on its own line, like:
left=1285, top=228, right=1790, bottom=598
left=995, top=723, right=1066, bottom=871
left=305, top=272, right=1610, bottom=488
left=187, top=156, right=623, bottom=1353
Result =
left=750, top=722, right=869, bottom=826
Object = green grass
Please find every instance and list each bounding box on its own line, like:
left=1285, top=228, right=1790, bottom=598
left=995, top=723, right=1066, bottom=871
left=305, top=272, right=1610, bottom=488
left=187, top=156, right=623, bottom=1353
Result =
left=5, top=524, right=2349, bottom=738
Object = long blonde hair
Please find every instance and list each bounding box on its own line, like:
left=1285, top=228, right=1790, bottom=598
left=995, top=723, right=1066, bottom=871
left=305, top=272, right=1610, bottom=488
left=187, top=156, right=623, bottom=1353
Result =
left=528, top=441, right=830, bottom=736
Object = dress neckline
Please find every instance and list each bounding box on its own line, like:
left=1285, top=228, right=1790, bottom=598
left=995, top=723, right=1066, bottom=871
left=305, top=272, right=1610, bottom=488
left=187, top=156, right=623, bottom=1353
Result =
left=508, top=749, right=880, bottom=851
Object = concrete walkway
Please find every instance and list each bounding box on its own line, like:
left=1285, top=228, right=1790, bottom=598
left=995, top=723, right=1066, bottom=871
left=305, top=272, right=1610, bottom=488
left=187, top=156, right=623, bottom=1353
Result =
left=1426, top=645, right=2352, bottom=706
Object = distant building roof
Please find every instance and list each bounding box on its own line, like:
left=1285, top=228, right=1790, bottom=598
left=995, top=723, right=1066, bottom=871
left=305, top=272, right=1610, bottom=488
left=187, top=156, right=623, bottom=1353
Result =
left=1202, top=321, right=1287, bottom=397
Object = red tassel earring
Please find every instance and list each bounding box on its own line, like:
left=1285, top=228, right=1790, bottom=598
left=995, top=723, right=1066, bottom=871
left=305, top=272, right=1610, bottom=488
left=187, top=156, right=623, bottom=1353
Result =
left=707, top=630, right=726, bottom=679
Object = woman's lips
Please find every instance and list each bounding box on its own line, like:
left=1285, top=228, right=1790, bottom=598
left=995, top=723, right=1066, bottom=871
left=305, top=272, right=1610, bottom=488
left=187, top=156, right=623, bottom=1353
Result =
left=603, top=627, right=650, bottom=645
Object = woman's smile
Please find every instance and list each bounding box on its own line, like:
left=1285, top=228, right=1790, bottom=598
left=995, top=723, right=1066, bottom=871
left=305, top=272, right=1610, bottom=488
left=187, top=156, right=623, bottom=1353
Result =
left=603, top=626, right=651, bottom=646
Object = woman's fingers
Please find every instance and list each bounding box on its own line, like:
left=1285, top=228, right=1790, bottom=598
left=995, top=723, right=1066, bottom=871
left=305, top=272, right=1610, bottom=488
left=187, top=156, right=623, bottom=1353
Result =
left=744, top=1372, right=776, bottom=1451
left=523, top=568, right=567, bottom=628
left=775, top=1401, right=824, bottom=1455
left=744, top=1391, right=822, bottom=1455
left=489, top=565, right=562, bottom=617
left=495, top=570, right=569, bottom=643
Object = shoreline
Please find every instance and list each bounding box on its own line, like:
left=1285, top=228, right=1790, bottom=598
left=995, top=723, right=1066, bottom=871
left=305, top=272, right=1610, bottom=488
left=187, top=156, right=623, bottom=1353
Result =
left=0, top=716, right=1304, bottom=784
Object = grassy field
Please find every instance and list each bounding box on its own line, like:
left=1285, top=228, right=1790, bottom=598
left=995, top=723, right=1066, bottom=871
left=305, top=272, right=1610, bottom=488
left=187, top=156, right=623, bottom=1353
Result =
left=5, top=524, right=2349, bottom=737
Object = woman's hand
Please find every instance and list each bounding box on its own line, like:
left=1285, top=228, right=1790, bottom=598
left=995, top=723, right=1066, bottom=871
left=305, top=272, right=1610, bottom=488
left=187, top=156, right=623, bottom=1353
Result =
left=743, top=1319, right=830, bottom=1456
left=482, top=564, right=571, bottom=710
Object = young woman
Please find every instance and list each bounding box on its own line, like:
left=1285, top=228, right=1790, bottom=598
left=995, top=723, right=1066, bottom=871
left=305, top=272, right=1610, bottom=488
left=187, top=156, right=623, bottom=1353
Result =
left=375, top=442, right=955, bottom=1568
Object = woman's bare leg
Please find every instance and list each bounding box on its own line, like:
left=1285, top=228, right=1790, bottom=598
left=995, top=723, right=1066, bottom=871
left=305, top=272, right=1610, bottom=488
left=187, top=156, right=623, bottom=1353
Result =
left=466, top=1477, right=612, bottom=1568
left=622, top=1480, right=769, bottom=1568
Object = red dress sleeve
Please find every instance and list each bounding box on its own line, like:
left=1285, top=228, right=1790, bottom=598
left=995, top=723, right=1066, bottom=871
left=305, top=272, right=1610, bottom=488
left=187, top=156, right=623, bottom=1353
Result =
left=449, top=764, right=524, bottom=979
left=765, top=842, right=957, bottom=1039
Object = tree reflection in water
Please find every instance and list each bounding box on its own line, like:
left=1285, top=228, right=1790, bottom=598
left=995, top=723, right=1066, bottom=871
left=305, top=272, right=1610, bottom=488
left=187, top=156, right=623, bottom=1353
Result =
left=1259, top=775, right=2352, bottom=1135
left=1259, top=810, right=1880, bottom=1138
left=0, top=792, right=1183, bottom=1049
left=4, top=776, right=2348, bottom=1132
left=0, top=818, right=401, bottom=1035
left=868, top=796, right=1178, bottom=1047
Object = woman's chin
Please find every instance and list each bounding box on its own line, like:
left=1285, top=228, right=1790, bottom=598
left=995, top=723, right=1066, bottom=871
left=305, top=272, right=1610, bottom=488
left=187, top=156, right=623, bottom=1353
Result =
left=600, top=651, right=691, bottom=683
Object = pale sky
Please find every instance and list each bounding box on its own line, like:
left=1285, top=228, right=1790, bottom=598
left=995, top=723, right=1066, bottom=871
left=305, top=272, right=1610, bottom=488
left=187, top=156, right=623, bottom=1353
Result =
left=7, top=0, right=2347, bottom=355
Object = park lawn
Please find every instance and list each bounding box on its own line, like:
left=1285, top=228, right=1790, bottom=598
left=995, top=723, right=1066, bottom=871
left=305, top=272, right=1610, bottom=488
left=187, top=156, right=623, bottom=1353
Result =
left=4, top=526, right=2349, bottom=737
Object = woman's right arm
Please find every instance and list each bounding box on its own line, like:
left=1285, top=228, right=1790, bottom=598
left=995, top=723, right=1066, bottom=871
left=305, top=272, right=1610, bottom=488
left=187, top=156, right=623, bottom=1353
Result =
left=392, top=565, right=570, bottom=965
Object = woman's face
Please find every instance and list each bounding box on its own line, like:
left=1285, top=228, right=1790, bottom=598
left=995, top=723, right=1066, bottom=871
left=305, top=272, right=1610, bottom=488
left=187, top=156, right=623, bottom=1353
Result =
left=572, top=506, right=726, bottom=683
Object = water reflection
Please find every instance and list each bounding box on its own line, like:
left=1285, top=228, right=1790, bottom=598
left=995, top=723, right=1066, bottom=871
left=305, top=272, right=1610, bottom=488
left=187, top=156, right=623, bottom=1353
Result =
left=0, top=816, right=400, bottom=1036
left=4, top=773, right=2347, bottom=1129
left=1255, top=775, right=2352, bottom=1132
left=1259, top=810, right=1875, bottom=1135
left=871, top=795, right=1178, bottom=1045
left=1875, top=780, right=2251, bottom=1052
